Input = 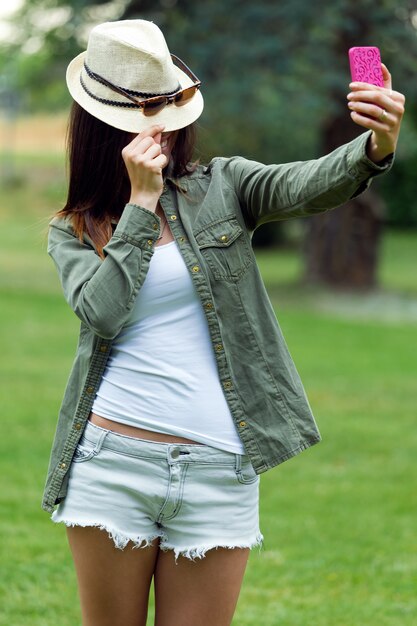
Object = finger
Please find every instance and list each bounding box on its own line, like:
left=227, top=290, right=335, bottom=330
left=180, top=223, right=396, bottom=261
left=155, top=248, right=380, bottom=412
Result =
left=136, top=130, right=162, bottom=150
left=349, top=81, right=386, bottom=92
left=347, top=90, right=404, bottom=116
left=388, top=89, right=406, bottom=105
left=152, top=154, right=168, bottom=171
left=138, top=124, right=165, bottom=139
left=136, top=136, right=155, bottom=152
left=125, top=132, right=163, bottom=159
left=349, top=79, right=396, bottom=101
left=122, top=136, right=154, bottom=162
left=347, top=101, right=395, bottom=126
left=381, top=63, right=392, bottom=91
left=127, top=142, right=161, bottom=165
left=127, top=125, right=165, bottom=149
left=142, top=142, right=162, bottom=161
left=349, top=110, right=391, bottom=133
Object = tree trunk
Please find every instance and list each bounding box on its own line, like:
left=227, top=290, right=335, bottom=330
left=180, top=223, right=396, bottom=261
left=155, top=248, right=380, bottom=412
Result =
left=303, top=108, right=385, bottom=290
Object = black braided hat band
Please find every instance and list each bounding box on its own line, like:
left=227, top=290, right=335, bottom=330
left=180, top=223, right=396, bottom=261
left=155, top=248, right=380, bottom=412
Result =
left=80, top=62, right=182, bottom=108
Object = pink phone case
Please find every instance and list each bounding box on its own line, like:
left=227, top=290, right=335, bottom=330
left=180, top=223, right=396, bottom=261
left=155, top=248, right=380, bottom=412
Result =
left=349, top=47, right=384, bottom=87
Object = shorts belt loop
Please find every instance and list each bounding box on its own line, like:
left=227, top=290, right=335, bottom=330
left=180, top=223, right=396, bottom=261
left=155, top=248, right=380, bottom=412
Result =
left=92, top=427, right=109, bottom=455
left=234, top=453, right=242, bottom=474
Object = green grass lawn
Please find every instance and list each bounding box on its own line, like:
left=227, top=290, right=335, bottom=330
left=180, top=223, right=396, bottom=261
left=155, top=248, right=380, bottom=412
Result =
left=1, top=156, right=416, bottom=625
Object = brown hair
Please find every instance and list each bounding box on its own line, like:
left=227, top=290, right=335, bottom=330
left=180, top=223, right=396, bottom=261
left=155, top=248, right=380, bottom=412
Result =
left=56, top=101, right=198, bottom=258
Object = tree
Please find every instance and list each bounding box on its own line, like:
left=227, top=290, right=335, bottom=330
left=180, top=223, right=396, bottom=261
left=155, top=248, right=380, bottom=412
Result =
left=299, top=0, right=417, bottom=289
left=3, top=0, right=417, bottom=286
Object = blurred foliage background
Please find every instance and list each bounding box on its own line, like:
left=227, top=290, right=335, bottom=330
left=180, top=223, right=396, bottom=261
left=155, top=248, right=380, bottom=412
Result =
left=1, top=0, right=417, bottom=289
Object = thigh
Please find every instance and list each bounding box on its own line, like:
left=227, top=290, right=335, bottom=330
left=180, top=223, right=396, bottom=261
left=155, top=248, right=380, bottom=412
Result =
left=66, top=526, right=159, bottom=626
left=153, top=547, right=250, bottom=626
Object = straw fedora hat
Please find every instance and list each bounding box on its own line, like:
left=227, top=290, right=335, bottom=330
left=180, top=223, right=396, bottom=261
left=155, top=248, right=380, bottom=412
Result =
left=66, top=19, right=204, bottom=133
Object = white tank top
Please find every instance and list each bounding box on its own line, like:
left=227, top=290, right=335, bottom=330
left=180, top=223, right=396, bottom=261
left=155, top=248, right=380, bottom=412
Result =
left=92, top=238, right=245, bottom=455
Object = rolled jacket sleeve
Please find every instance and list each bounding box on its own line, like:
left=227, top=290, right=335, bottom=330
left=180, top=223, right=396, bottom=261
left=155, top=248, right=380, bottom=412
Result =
left=47, top=203, right=161, bottom=339
left=220, top=130, right=394, bottom=229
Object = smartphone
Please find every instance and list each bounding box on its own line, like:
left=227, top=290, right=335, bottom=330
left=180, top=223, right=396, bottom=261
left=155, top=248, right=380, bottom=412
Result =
left=349, top=46, right=384, bottom=87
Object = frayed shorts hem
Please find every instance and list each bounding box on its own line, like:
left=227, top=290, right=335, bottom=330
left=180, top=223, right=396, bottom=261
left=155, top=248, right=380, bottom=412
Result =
left=51, top=516, right=264, bottom=563
left=50, top=516, right=165, bottom=551
left=159, top=532, right=265, bottom=563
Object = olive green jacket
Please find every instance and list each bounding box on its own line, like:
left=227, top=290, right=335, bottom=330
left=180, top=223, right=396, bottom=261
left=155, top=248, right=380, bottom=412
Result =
left=41, top=130, right=393, bottom=513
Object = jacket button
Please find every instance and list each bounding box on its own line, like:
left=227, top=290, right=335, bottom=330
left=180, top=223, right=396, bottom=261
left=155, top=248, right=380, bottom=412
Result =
left=239, top=421, right=246, bottom=428
left=86, top=386, right=94, bottom=394
left=204, top=302, right=213, bottom=310
left=215, top=343, right=224, bottom=352
left=163, top=184, right=168, bottom=193
left=59, top=462, right=67, bottom=469
left=223, top=381, right=232, bottom=389
left=192, top=265, right=200, bottom=273
left=170, top=215, right=177, bottom=221
left=147, top=239, right=154, bottom=245
left=179, top=236, right=186, bottom=243
left=99, top=344, right=108, bottom=353
left=74, top=423, right=82, bottom=430
left=220, top=235, right=229, bottom=243
left=153, top=223, right=159, bottom=230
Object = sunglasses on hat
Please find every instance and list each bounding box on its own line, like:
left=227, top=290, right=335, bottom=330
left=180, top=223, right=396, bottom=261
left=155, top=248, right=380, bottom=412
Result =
left=83, top=54, right=201, bottom=115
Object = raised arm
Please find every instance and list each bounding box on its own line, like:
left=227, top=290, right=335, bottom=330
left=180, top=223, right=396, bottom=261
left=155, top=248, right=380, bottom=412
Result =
left=220, top=130, right=393, bottom=229
left=221, top=63, right=403, bottom=230
left=48, top=124, right=171, bottom=339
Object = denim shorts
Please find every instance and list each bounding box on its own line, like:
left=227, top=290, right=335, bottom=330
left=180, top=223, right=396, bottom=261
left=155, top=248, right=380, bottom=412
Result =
left=51, top=420, right=263, bottom=561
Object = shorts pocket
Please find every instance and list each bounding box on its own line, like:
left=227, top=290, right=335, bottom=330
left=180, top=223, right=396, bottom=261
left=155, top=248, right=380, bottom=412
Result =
left=235, top=457, right=259, bottom=485
left=72, top=437, right=99, bottom=464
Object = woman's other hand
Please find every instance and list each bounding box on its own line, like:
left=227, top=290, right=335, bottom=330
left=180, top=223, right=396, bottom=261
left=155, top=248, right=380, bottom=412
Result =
left=122, top=125, right=167, bottom=211
left=347, top=64, right=405, bottom=163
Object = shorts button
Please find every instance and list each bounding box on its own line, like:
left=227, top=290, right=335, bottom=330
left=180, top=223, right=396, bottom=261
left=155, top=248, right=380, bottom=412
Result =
left=171, top=449, right=180, bottom=459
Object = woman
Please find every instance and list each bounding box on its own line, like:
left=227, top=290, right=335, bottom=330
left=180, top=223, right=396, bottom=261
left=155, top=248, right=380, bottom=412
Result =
left=42, top=18, right=403, bottom=626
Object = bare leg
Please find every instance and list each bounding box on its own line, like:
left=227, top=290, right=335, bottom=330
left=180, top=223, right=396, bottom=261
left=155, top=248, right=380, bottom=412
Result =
left=153, top=547, right=250, bottom=626
left=66, top=526, right=160, bottom=626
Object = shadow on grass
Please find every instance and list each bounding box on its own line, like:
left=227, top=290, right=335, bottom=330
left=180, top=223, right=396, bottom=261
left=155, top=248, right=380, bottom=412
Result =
left=265, top=280, right=417, bottom=324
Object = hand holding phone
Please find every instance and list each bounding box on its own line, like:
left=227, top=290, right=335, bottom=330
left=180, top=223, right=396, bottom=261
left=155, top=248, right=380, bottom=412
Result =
left=347, top=47, right=405, bottom=164
left=349, top=47, right=384, bottom=87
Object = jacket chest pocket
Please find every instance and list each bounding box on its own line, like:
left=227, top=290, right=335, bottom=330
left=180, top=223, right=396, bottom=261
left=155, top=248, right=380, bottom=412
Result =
left=195, top=217, right=252, bottom=282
